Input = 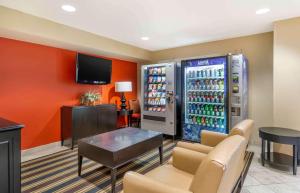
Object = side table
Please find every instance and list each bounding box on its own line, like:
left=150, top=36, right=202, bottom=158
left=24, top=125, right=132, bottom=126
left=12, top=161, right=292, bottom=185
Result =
left=259, top=127, right=300, bottom=175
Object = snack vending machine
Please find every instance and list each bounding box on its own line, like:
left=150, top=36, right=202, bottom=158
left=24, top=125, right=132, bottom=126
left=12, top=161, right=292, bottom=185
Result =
left=141, top=63, right=177, bottom=136
left=181, top=54, right=248, bottom=142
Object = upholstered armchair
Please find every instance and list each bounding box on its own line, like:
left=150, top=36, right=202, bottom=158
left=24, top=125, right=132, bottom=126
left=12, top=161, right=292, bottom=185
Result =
left=122, top=135, right=247, bottom=193
left=177, top=119, right=254, bottom=154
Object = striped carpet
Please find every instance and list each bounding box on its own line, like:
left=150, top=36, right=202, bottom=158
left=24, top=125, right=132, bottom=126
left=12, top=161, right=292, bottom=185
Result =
left=21, top=140, right=253, bottom=193
left=21, top=140, right=176, bottom=193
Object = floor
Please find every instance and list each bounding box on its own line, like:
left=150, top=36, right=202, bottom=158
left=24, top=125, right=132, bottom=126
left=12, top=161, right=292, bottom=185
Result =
left=242, top=146, right=300, bottom=193
left=22, top=144, right=300, bottom=193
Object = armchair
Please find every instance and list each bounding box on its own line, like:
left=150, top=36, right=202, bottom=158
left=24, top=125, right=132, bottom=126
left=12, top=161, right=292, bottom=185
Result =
left=123, top=135, right=247, bottom=193
left=177, top=119, right=254, bottom=154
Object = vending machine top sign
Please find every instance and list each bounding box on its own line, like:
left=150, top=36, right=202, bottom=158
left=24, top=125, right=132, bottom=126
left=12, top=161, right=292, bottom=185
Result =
left=182, top=56, right=229, bottom=142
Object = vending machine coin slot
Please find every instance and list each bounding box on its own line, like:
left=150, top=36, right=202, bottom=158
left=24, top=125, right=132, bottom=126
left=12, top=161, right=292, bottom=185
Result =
left=231, top=107, right=241, bottom=116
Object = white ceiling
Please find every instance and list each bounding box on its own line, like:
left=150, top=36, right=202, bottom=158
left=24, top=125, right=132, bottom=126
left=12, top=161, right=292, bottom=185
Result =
left=1, top=0, right=300, bottom=51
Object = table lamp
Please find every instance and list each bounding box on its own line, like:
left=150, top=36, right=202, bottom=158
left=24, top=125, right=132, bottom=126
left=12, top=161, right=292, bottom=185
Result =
left=115, top=81, right=132, bottom=110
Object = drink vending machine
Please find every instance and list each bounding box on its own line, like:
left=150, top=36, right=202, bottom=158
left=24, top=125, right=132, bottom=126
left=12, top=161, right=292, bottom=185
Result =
left=181, top=54, right=248, bottom=142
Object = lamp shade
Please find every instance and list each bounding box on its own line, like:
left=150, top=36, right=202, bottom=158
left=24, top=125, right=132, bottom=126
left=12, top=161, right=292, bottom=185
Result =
left=115, top=81, right=132, bottom=92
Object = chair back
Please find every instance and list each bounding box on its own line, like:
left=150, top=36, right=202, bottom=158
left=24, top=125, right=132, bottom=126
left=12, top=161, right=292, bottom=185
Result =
left=229, top=119, right=254, bottom=143
left=129, top=99, right=141, bottom=114
left=190, top=135, right=247, bottom=193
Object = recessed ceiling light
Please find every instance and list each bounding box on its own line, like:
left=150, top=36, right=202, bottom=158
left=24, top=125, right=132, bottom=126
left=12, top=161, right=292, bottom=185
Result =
left=256, top=8, right=270, bottom=15
left=61, top=5, right=76, bottom=12
left=141, top=37, right=150, bottom=41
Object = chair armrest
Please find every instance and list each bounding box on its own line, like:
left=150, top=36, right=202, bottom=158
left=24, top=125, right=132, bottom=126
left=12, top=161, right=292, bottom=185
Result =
left=201, top=130, right=228, bottom=147
left=172, top=147, right=207, bottom=174
left=123, top=171, right=192, bottom=193
left=177, top=141, right=213, bottom=154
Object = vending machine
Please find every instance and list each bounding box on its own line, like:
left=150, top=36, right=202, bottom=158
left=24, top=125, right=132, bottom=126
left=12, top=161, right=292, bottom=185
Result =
left=141, top=63, right=177, bottom=136
left=181, top=54, right=248, bottom=142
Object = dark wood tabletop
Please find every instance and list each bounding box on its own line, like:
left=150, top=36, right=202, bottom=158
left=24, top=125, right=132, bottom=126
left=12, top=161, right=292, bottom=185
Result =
left=79, top=127, right=162, bottom=152
left=259, top=127, right=300, bottom=145
left=0, top=117, right=24, bottom=132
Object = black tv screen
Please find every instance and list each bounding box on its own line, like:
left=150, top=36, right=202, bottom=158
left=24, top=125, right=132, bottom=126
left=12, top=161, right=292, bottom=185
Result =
left=76, top=53, right=112, bottom=85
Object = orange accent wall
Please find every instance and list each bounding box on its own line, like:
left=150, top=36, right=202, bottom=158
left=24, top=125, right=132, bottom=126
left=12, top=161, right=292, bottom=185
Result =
left=0, top=37, right=137, bottom=150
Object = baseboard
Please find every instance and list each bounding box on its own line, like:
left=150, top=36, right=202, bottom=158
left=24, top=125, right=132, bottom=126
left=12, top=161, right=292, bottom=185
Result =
left=21, top=141, right=67, bottom=162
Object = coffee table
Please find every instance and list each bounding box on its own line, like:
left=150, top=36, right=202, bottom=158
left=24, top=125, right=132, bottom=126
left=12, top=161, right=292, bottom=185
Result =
left=78, top=127, right=163, bottom=193
left=259, top=127, right=300, bottom=175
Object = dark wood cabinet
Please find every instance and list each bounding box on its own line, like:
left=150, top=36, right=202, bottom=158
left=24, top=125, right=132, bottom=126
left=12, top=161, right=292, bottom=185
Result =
left=61, top=104, right=117, bottom=149
left=0, top=117, right=23, bottom=193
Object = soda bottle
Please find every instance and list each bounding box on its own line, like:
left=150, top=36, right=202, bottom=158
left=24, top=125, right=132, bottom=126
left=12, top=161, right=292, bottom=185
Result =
left=220, top=119, right=225, bottom=129
left=203, top=68, right=207, bottom=77
left=192, top=116, right=197, bottom=124
left=209, top=117, right=213, bottom=127
left=219, top=106, right=224, bottom=116
left=189, top=115, right=193, bottom=124
left=209, top=79, right=213, bottom=90
left=219, top=80, right=224, bottom=90
left=214, top=118, right=218, bottom=128
left=197, top=116, right=201, bottom=125
left=210, top=105, right=214, bottom=116
left=205, top=105, right=208, bottom=115
left=221, top=92, right=224, bottom=103
left=193, top=92, right=197, bottom=102
left=201, top=117, right=206, bottom=126
left=205, top=80, right=210, bottom=90
left=209, top=69, right=212, bottom=78
left=218, top=118, right=223, bottom=128
left=192, top=70, right=195, bottom=78
left=214, top=80, right=219, bottom=90
left=218, top=92, right=222, bottom=103
left=213, top=92, right=217, bottom=103
left=213, top=68, right=217, bottom=78
left=196, top=80, right=200, bottom=90
left=206, top=117, right=210, bottom=127
left=197, top=70, right=200, bottom=78
left=206, top=92, right=210, bottom=103
left=200, top=92, right=204, bottom=102
left=220, top=68, right=224, bottom=77
left=214, top=105, right=218, bottom=116
left=201, top=104, right=204, bottom=115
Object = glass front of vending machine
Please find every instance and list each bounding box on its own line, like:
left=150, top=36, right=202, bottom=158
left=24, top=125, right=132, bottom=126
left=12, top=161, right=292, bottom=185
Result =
left=182, top=56, right=229, bottom=142
left=141, top=63, right=177, bottom=136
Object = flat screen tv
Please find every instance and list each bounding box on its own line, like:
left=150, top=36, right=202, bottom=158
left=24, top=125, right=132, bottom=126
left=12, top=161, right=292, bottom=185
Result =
left=76, top=53, right=112, bottom=85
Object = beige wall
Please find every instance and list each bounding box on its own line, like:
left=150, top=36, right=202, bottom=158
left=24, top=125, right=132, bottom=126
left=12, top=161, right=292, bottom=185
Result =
left=0, top=6, right=151, bottom=62
left=151, top=33, right=274, bottom=144
left=273, top=17, right=300, bottom=154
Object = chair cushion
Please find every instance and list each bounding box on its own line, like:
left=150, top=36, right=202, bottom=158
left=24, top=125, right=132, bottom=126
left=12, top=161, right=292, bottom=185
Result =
left=131, top=113, right=141, bottom=119
left=177, top=141, right=213, bottom=154
left=145, top=164, right=193, bottom=190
